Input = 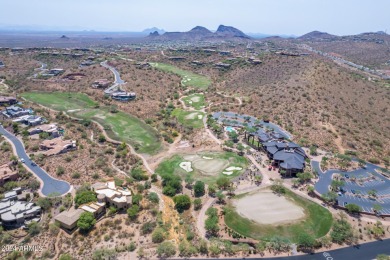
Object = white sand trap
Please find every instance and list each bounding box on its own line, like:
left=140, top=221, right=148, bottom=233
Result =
left=225, top=166, right=242, bottom=171
left=193, top=158, right=229, bottom=176
left=185, top=112, right=199, bottom=120
left=190, top=96, right=201, bottom=102
left=179, top=162, right=193, bottom=172
left=202, top=156, right=213, bottom=160
left=234, top=190, right=305, bottom=225
left=198, top=115, right=203, bottom=120
left=188, top=79, right=192, bottom=81
left=223, top=171, right=233, bottom=175
left=188, top=101, right=193, bottom=104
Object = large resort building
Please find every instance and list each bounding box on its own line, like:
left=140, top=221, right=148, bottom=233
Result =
left=214, top=112, right=307, bottom=176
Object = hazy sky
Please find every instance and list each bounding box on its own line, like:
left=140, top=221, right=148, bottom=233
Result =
left=0, top=0, right=389, bottom=35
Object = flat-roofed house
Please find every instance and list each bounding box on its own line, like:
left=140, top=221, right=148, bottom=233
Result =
left=92, top=181, right=132, bottom=210
left=54, top=209, right=84, bottom=231
left=28, top=123, right=59, bottom=137
left=0, top=198, right=41, bottom=227
left=39, top=137, right=76, bottom=156
left=0, top=96, right=17, bottom=106
left=3, top=106, right=30, bottom=118
left=0, top=164, right=18, bottom=185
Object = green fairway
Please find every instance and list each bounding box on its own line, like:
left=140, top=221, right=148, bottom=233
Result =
left=172, top=109, right=205, bottom=129
left=182, top=93, right=206, bottom=110
left=224, top=189, right=333, bottom=242
left=150, top=62, right=211, bottom=90
left=21, top=92, right=98, bottom=111
left=21, top=92, right=162, bottom=155
left=155, top=152, right=248, bottom=184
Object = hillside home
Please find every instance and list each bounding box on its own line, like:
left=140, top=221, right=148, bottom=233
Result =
left=91, top=181, right=132, bottom=210
left=111, top=91, right=136, bottom=102
left=0, top=164, right=18, bottom=185
left=0, top=96, right=17, bottom=106
left=2, top=106, right=31, bottom=118
left=0, top=190, right=41, bottom=227
left=28, top=123, right=60, bottom=137
left=39, top=137, right=76, bottom=156
left=92, top=79, right=111, bottom=89
left=13, top=115, right=43, bottom=126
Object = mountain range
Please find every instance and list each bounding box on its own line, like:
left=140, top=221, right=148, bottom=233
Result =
left=149, top=25, right=251, bottom=41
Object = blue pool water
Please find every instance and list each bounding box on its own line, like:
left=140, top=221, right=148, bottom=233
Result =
left=226, top=126, right=234, bottom=132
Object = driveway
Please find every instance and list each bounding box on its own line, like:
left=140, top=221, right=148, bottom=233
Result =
left=0, top=125, right=71, bottom=196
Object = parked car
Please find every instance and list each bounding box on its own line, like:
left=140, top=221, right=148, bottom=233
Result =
left=351, top=189, right=356, bottom=194
left=344, top=202, right=348, bottom=206
left=345, top=174, right=350, bottom=179
left=20, top=158, right=25, bottom=163
left=30, top=162, right=36, bottom=166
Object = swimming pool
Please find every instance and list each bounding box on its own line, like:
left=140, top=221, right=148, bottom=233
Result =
left=226, top=126, right=235, bottom=132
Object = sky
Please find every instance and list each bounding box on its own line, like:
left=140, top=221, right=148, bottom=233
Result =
left=0, top=0, right=389, bottom=36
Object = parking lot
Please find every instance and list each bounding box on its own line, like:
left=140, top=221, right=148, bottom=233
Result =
left=313, top=161, right=390, bottom=215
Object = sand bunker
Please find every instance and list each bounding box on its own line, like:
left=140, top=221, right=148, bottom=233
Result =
left=190, top=96, right=201, bottom=102
left=233, top=190, right=305, bottom=225
left=185, top=112, right=199, bottom=120
left=182, top=154, right=229, bottom=176
left=198, top=115, right=203, bottom=120
left=179, top=162, right=193, bottom=172
left=193, top=158, right=229, bottom=176
left=225, top=166, right=242, bottom=171
left=223, top=171, right=233, bottom=175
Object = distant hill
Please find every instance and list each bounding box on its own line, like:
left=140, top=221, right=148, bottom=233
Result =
left=152, top=25, right=251, bottom=41
left=142, top=27, right=165, bottom=35
left=215, top=25, right=250, bottom=39
left=299, top=31, right=338, bottom=40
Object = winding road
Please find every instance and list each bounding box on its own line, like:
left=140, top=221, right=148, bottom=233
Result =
left=100, top=60, right=125, bottom=94
left=0, top=125, right=71, bottom=196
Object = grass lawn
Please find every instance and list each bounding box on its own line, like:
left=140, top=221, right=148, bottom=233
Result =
left=172, top=108, right=205, bottom=129
left=155, top=152, right=248, bottom=184
left=21, top=92, right=162, bottom=155
left=224, top=189, right=333, bottom=242
left=150, top=62, right=211, bottom=90
left=182, top=93, right=206, bottom=110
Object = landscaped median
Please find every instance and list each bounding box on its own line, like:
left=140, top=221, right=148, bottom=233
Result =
left=149, top=62, right=211, bottom=90
left=21, top=92, right=162, bottom=155
left=224, top=188, right=333, bottom=242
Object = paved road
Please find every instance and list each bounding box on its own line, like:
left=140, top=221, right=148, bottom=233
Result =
left=0, top=125, right=71, bottom=196
left=101, top=61, right=125, bottom=95
left=313, top=161, right=390, bottom=214
left=182, top=238, right=390, bottom=260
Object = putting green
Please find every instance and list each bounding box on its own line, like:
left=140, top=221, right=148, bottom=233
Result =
left=172, top=109, right=204, bottom=129
left=156, top=152, right=247, bottom=184
left=182, top=93, right=206, bottom=110
left=21, top=92, right=162, bottom=155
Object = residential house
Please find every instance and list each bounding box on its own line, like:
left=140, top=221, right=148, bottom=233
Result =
left=92, top=79, right=111, bottom=89
left=0, top=189, right=41, bottom=227
left=54, top=209, right=84, bottom=231
left=91, top=181, right=132, bottom=210
left=111, top=91, right=136, bottom=102
left=0, top=96, right=17, bottom=106
left=12, top=115, right=43, bottom=126
left=28, top=123, right=60, bottom=137
left=2, top=105, right=30, bottom=118
left=39, top=137, right=76, bottom=156
left=0, top=164, right=18, bottom=185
